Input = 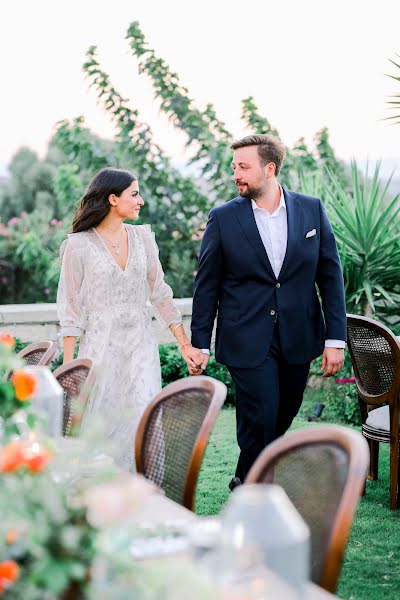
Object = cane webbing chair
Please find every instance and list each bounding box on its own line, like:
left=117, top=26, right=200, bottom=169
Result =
left=5, top=341, right=58, bottom=380
left=347, top=314, right=400, bottom=509
left=18, top=341, right=58, bottom=367
left=135, top=376, right=227, bottom=511
left=245, top=425, right=369, bottom=593
left=52, top=358, right=95, bottom=436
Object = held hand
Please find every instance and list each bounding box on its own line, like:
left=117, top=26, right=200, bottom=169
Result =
left=180, top=344, right=204, bottom=371
left=188, top=352, right=210, bottom=376
left=321, top=348, right=345, bottom=378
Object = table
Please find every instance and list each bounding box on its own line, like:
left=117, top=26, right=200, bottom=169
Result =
left=130, top=492, right=196, bottom=525
left=137, top=492, right=338, bottom=599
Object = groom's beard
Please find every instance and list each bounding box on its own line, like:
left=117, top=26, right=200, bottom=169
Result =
left=237, top=183, right=265, bottom=200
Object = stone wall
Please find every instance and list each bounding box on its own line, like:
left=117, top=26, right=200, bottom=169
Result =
left=0, top=299, right=195, bottom=347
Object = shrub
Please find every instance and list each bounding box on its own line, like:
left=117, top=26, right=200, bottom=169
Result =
left=159, top=345, right=235, bottom=404
left=307, top=350, right=360, bottom=426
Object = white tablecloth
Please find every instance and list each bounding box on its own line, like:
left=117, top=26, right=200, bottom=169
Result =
left=136, top=492, right=338, bottom=599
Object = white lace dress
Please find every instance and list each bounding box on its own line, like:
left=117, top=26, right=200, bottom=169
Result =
left=57, top=224, right=182, bottom=471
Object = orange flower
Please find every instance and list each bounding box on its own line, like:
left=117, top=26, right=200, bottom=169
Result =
left=0, top=441, right=52, bottom=474
left=0, top=333, right=15, bottom=349
left=11, top=369, right=37, bottom=401
left=0, top=441, right=26, bottom=473
left=5, top=529, right=19, bottom=545
left=24, top=448, right=52, bottom=473
left=0, top=560, right=19, bottom=593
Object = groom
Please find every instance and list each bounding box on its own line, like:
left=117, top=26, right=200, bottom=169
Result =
left=190, top=134, right=346, bottom=487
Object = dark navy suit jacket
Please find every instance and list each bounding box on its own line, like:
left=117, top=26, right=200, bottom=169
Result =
left=191, top=188, right=346, bottom=368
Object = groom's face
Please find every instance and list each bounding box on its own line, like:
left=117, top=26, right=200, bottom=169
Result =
left=231, top=145, right=273, bottom=200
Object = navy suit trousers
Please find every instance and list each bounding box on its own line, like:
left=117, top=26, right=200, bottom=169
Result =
left=228, top=322, right=310, bottom=481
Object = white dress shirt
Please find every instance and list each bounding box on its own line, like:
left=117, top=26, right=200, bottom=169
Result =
left=202, top=186, right=345, bottom=352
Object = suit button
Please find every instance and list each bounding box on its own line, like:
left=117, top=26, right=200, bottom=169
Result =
left=276, top=282, right=281, bottom=288
left=270, top=309, right=276, bottom=316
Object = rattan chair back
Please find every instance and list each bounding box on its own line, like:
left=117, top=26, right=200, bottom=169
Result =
left=245, top=425, right=369, bottom=593
left=135, top=376, right=226, bottom=510
left=52, top=358, right=94, bottom=436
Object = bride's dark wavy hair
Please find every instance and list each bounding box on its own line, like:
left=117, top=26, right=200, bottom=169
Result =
left=71, top=168, right=136, bottom=233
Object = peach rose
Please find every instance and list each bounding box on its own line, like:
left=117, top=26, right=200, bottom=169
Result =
left=0, top=561, right=19, bottom=593
left=0, top=333, right=15, bottom=349
left=0, top=441, right=52, bottom=474
left=11, top=370, right=37, bottom=401
left=5, top=530, right=19, bottom=545
left=24, top=448, right=52, bottom=473
left=0, top=441, right=26, bottom=473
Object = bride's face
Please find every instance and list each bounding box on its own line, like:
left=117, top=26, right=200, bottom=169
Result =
left=111, top=180, right=144, bottom=220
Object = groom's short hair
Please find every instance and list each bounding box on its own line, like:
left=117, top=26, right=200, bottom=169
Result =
left=231, top=134, right=286, bottom=175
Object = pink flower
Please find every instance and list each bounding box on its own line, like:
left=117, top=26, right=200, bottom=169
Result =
left=50, top=219, right=58, bottom=226
left=7, top=217, right=20, bottom=227
left=335, top=377, right=356, bottom=384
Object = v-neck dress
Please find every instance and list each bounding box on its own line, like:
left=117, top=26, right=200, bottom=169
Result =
left=57, top=224, right=182, bottom=471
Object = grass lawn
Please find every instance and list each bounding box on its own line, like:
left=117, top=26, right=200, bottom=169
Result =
left=195, top=407, right=400, bottom=600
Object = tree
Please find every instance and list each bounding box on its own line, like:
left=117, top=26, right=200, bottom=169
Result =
left=0, top=20, right=351, bottom=304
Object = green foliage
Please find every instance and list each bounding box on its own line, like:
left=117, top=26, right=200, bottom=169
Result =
left=307, top=350, right=360, bottom=426
left=158, top=345, right=235, bottom=404
left=126, top=21, right=234, bottom=199
left=0, top=210, right=66, bottom=303
left=126, top=22, right=346, bottom=198
left=0, top=20, right=350, bottom=304
left=53, top=164, right=85, bottom=221
left=324, top=162, right=400, bottom=324
left=386, top=53, right=400, bottom=124
left=75, top=45, right=212, bottom=297
left=0, top=145, right=71, bottom=223
left=299, top=160, right=400, bottom=328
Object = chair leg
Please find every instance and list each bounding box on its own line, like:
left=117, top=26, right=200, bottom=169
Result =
left=367, top=440, right=379, bottom=481
left=389, top=439, right=400, bottom=510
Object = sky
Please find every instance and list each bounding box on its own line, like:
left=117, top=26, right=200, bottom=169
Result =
left=1, top=0, right=399, bottom=177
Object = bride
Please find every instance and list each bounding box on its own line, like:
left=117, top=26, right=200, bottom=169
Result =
left=57, top=167, right=203, bottom=470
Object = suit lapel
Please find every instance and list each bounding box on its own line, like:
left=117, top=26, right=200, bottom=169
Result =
left=279, top=188, right=303, bottom=278
left=234, top=197, right=275, bottom=278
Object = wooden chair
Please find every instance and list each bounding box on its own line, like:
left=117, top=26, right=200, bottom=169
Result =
left=4, top=341, right=58, bottom=380
left=347, top=313, right=400, bottom=509
left=135, top=376, right=227, bottom=511
left=52, top=358, right=95, bottom=436
left=245, top=425, right=369, bottom=593
left=18, top=341, right=58, bottom=367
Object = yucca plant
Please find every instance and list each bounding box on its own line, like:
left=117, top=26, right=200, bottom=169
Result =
left=386, top=53, right=400, bottom=124
left=298, top=169, right=324, bottom=198
left=323, top=162, right=400, bottom=324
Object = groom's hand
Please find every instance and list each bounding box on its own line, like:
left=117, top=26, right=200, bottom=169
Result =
left=321, top=348, right=344, bottom=377
left=181, top=345, right=203, bottom=371
left=188, top=352, right=210, bottom=376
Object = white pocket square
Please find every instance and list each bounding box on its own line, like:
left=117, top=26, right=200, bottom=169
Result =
left=305, top=229, right=317, bottom=238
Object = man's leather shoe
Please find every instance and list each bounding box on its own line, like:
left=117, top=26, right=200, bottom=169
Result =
left=228, top=476, right=242, bottom=491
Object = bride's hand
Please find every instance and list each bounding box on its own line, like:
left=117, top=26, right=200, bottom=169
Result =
left=188, top=352, right=209, bottom=375
left=180, top=344, right=203, bottom=371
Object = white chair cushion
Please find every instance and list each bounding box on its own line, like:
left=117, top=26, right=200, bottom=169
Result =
left=365, top=406, right=390, bottom=432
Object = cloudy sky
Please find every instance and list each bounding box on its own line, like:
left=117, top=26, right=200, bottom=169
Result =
left=1, top=0, right=399, bottom=175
